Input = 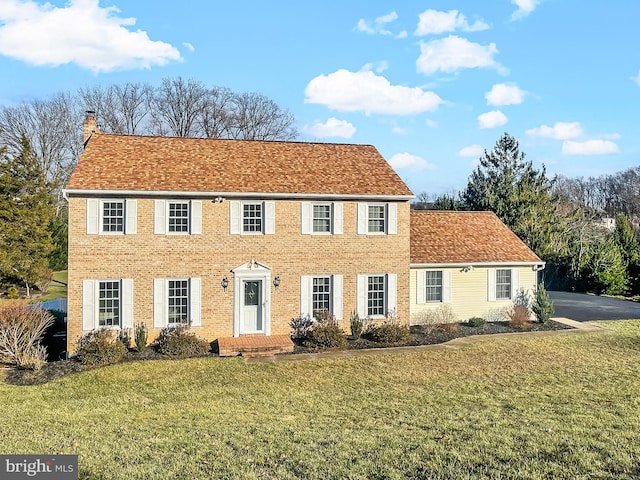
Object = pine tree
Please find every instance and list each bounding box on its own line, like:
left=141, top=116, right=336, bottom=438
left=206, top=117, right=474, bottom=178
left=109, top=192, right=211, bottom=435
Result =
left=532, top=283, right=554, bottom=323
left=613, top=213, right=640, bottom=294
left=0, top=135, right=56, bottom=296
left=462, top=133, right=560, bottom=258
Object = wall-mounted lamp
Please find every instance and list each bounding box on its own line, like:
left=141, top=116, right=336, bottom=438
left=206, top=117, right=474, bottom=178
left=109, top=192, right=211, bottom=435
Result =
left=221, top=277, right=229, bottom=292
left=273, top=276, right=281, bottom=289
left=461, top=266, right=474, bottom=273
left=213, top=196, right=225, bottom=204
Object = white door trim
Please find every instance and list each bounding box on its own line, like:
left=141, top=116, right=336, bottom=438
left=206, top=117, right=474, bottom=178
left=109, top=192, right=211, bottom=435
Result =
left=231, top=259, right=271, bottom=337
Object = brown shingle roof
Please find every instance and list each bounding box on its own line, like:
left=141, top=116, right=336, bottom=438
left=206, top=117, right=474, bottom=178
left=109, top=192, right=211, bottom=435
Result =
left=65, top=133, right=413, bottom=197
left=411, top=210, right=541, bottom=264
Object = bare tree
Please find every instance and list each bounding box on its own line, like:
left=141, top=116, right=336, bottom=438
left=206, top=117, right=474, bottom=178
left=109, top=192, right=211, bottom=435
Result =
left=228, top=91, right=297, bottom=141
left=149, top=77, right=207, bottom=137
left=199, top=86, right=235, bottom=139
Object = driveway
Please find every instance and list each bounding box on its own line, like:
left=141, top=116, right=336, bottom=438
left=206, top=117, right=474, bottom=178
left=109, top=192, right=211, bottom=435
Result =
left=549, top=291, right=640, bottom=321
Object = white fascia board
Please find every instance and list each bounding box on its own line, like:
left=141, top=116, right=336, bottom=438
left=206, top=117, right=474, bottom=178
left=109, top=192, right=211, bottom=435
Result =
left=62, top=189, right=414, bottom=201
left=411, top=261, right=545, bottom=269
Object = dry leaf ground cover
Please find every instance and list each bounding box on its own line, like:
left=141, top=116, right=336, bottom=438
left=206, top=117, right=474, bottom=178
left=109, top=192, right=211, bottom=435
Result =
left=0, top=320, right=639, bottom=479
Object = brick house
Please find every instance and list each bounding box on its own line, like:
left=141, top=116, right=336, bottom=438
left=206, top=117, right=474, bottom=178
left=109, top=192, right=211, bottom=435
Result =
left=63, top=117, right=413, bottom=353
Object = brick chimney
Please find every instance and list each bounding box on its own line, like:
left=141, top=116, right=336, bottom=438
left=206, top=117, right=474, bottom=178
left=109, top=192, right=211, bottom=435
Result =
left=83, top=111, right=98, bottom=146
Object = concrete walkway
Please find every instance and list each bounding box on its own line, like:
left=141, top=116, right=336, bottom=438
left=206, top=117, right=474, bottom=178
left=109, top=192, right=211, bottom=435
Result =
left=245, top=317, right=606, bottom=364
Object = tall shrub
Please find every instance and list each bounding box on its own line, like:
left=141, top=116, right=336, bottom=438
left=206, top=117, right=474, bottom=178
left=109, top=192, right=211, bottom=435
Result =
left=0, top=305, right=53, bottom=370
left=532, top=283, right=554, bottom=323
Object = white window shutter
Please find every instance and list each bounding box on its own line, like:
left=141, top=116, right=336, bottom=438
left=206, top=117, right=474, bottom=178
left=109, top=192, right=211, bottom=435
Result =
left=357, top=275, right=367, bottom=317
left=264, top=201, right=276, bottom=234
left=357, top=203, right=367, bottom=235
left=416, top=270, right=426, bottom=304
left=488, top=269, right=496, bottom=302
left=86, top=199, right=99, bottom=235
left=333, top=203, right=343, bottom=235
left=301, top=202, right=312, bottom=234
left=190, top=277, right=202, bottom=326
left=154, top=200, right=166, bottom=235
left=442, top=270, right=452, bottom=303
left=386, top=273, right=397, bottom=315
left=332, top=274, right=343, bottom=321
left=125, top=199, right=137, bottom=235
left=153, top=279, right=166, bottom=328
left=121, top=279, right=134, bottom=328
left=300, top=276, right=312, bottom=317
left=191, top=200, right=202, bottom=235
left=387, top=203, right=398, bottom=235
left=511, top=268, right=520, bottom=300
left=82, top=280, right=95, bottom=330
left=230, top=201, right=241, bottom=234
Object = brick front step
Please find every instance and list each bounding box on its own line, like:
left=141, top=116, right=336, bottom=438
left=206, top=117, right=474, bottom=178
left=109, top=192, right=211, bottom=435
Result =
left=216, top=335, right=294, bottom=357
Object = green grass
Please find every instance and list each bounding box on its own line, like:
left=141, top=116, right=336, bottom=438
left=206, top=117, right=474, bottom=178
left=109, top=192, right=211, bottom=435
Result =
left=2, top=321, right=640, bottom=479
left=35, top=270, right=67, bottom=302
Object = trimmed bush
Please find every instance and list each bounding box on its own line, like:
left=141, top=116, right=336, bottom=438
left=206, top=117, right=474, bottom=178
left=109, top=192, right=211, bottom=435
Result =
left=0, top=305, right=53, bottom=370
left=155, top=326, right=210, bottom=358
left=304, top=322, right=348, bottom=349
left=467, top=317, right=486, bottom=327
left=367, top=320, right=410, bottom=344
left=289, top=314, right=314, bottom=341
left=350, top=311, right=363, bottom=340
left=7, top=286, right=19, bottom=299
left=134, top=322, right=148, bottom=352
left=76, top=329, right=128, bottom=366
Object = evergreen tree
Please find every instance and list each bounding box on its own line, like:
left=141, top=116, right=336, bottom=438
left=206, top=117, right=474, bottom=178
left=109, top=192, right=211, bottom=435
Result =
left=0, top=135, right=56, bottom=296
left=613, top=213, right=640, bottom=294
left=462, top=133, right=560, bottom=258
left=585, top=239, right=628, bottom=295
left=532, top=283, right=554, bottom=323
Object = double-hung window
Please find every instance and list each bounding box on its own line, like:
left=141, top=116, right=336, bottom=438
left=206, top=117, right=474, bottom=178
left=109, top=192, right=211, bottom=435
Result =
left=367, top=275, right=386, bottom=316
left=313, top=205, right=331, bottom=233
left=417, top=270, right=451, bottom=304
left=98, top=281, right=120, bottom=327
left=86, top=199, right=137, bottom=235
left=82, top=279, right=133, bottom=331
left=357, top=203, right=397, bottom=235
left=102, top=201, right=124, bottom=233
left=168, top=279, right=189, bottom=325
left=312, top=277, right=331, bottom=315
left=300, top=275, right=343, bottom=320
left=243, top=203, right=263, bottom=233
left=168, top=202, right=190, bottom=233
left=153, top=278, right=202, bottom=328
left=496, top=269, right=512, bottom=300
left=425, top=271, right=443, bottom=302
left=229, top=201, right=275, bottom=235
left=154, top=200, right=202, bottom=235
left=368, top=206, right=386, bottom=233
left=301, top=202, right=343, bottom=235
left=357, top=274, right=397, bottom=318
left=488, top=268, right=518, bottom=302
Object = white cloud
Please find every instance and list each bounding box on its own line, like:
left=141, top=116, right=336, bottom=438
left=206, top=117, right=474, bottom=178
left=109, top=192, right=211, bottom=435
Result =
left=632, top=70, right=640, bottom=86
left=0, top=0, right=182, bottom=72
left=485, top=83, right=526, bottom=106
left=478, top=110, right=508, bottom=129
left=457, top=144, right=484, bottom=157
left=355, top=11, right=398, bottom=36
left=417, top=35, right=506, bottom=75
left=389, top=152, right=436, bottom=172
left=302, top=118, right=356, bottom=138
left=396, top=30, right=408, bottom=39
left=526, top=122, right=583, bottom=140
left=415, top=9, right=489, bottom=36
left=182, top=42, right=195, bottom=53
left=511, top=0, right=539, bottom=20
left=562, top=140, right=620, bottom=156
left=305, top=69, right=444, bottom=115
left=426, top=119, right=438, bottom=128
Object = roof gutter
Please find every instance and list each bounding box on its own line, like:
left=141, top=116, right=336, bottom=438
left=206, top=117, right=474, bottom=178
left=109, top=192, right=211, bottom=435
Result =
left=411, top=261, right=546, bottom=270
left=62, top=189, right=415, bottom=201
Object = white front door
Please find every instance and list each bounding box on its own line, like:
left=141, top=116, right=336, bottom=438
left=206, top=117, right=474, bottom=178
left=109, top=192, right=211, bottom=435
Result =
left=241, top=280, right=263, bottom=333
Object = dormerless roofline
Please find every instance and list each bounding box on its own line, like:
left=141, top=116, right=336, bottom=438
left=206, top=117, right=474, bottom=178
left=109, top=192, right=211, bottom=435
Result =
left=411, top=262, right=546, bottom=269
left=62, top=189, right=415, bottom=201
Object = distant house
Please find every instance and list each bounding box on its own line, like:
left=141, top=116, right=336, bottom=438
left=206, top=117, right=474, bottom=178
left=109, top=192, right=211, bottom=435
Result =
left=63, top=115, right=413, bottom=353
left=410, top=211, right=544, bottom=323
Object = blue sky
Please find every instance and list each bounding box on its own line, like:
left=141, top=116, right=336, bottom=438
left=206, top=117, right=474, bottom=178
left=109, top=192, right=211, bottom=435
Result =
left=1, top=0, right=639, bottom=196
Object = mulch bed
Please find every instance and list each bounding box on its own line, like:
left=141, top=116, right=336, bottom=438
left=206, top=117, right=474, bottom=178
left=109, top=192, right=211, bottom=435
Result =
left=5, top=321, right=572, bottom=386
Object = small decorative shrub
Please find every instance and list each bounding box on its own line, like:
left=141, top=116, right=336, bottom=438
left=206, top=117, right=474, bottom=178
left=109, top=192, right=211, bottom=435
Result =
left=485, top=307, right=510, bottom=322
left=155, top=326, right=210, bottom=358
left=289, top=314, right=314, bottom=341
left=532, top=283, right=554, bottom=324
left=76, top=329, right=128, bottom=366
left=513, top=288, right=531, bottom=310
left=303, top=312, right=347, bottom=349
left=7, top=286, right=19, bottom=299
left=367, top=319, right=410, bottom=343
left=411, top=305, right=457, bottom=334
left=436, top=322, right=459, bottom=333
left=508, top=305, right=532, bottom=330
left=0, top=305, right=53, bottom=370
left=134, top=322, right=148, bottom=352
left=467, top=317, right=486, bottom=327
left=350, top=311, right=363, bottom=340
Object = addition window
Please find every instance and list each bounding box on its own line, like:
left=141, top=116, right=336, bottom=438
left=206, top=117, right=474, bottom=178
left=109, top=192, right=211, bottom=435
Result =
left=368, top=205, right=386, bottom=233
left=367, top=275, right=386, bottom=316
left=313, top=205, right=331, bottom=233
left=312, top=277, right=331, bottom=315
left=243, top=203, right=263, bottom=233
left=168, top=202, right=190, bottom=233
left=496, top=269, right=512, bottom=300
left=426, top=271, right=443, bottom=302
left=102, top=201, right=124, bottom=233
left=168, top=279, right=189, bottom=325
left=98, top=281, right=120, bottom=327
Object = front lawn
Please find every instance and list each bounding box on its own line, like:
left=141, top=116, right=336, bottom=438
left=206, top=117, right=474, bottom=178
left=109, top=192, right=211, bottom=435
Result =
left=1, top=321, right=640, bottom=479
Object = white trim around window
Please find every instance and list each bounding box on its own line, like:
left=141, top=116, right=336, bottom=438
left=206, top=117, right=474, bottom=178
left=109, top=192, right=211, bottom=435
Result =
left=82, top=278, right=133, bottom=330
left=301, top=202, right=344, bottom=235
left=153, top=277, right=202, bottom=328
left=153, top=200, right=202, bottom=235
left=357, top=202, right=398, bottom=235
left=356, top=273, right=397, bottom=318
left=229, top=200, right=276, bottom=235
left=86, top=199, right=137, bottom=235
left=300, top=275, right=343, bottom=320
left=416, top=270, right=451, bottom=304
left=487, top=268, right=520, bottom=301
